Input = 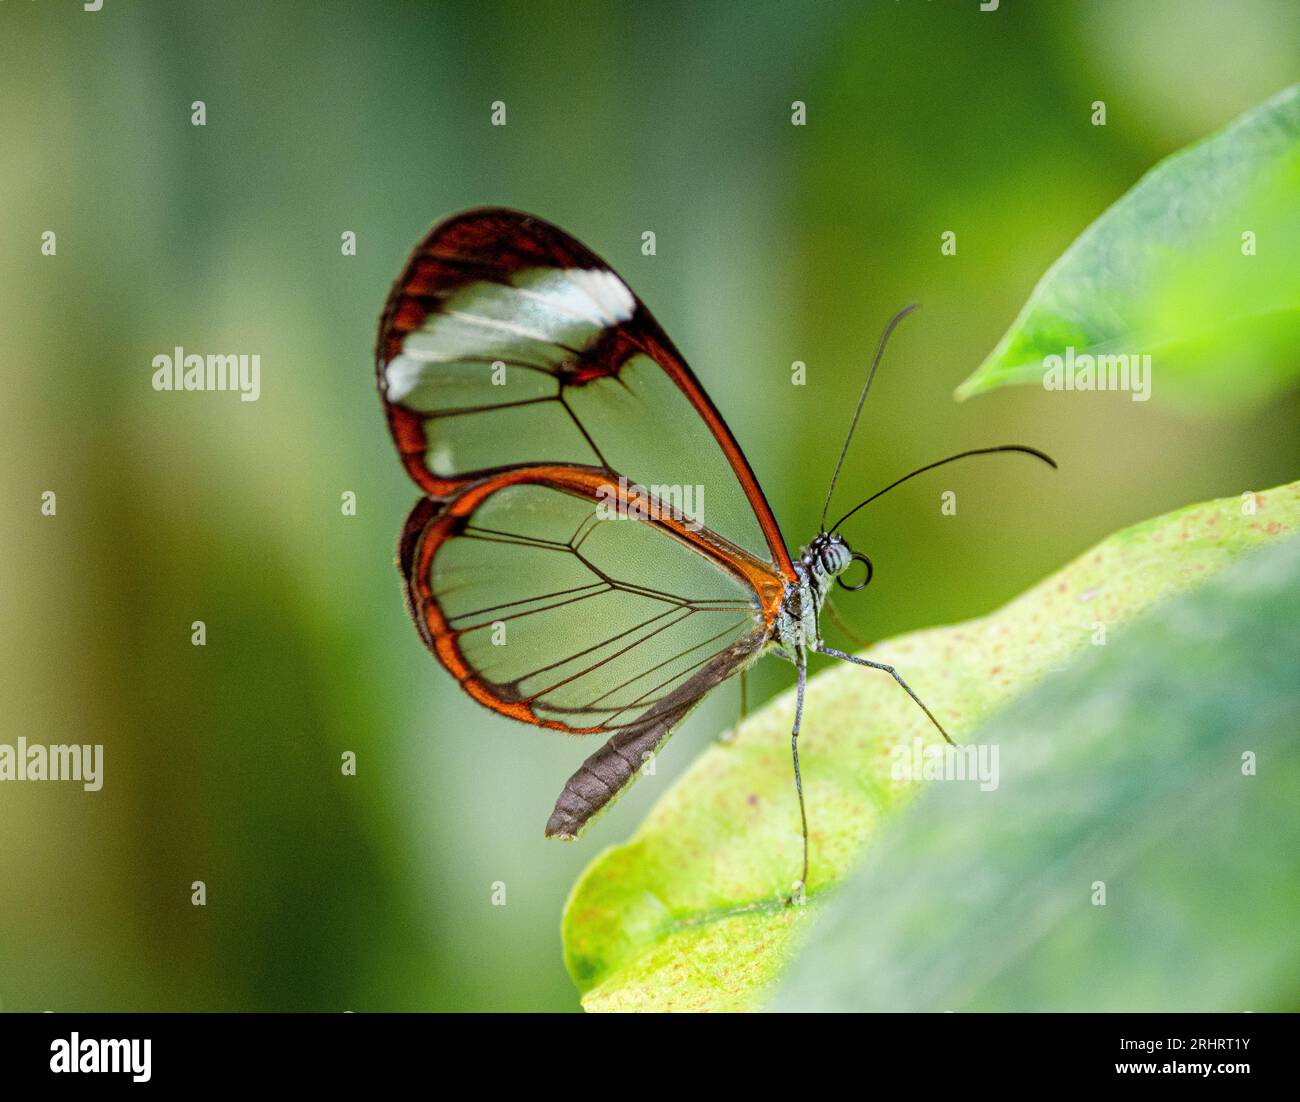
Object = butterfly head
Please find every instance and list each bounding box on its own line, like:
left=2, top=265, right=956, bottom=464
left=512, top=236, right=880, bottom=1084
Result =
left=802, top=532, right=873, bottom=592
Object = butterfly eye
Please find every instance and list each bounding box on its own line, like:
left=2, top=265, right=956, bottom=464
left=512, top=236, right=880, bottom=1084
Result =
left=836, top=552, right=874, bottom=592
left=818, top=545, right=841, bottom=574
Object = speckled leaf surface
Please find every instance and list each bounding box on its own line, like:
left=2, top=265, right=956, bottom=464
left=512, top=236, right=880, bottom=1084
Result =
left=776, top=534, right=1300, bottom=1011
left=561, top=481, right=1300, bottom=1011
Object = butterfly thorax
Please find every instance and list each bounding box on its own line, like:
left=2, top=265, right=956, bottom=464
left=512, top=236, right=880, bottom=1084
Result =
left=774, top=533, right=853, bottom=655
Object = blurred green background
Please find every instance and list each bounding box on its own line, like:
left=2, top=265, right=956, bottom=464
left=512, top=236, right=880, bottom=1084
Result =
left=1, top=0, right=1296, bottom=1012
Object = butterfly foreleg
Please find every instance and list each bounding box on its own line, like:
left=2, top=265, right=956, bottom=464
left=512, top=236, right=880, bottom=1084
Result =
left=814, top=643, right=954, bottom=745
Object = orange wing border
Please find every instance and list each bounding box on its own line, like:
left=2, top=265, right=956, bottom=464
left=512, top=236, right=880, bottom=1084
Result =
left=375, top=207, right=798, bottom=582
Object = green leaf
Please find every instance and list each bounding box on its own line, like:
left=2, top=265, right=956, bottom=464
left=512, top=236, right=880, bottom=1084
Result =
left=775, top=533, right=1300, bottom=1012
left=562, top=481, right=1300, bottom=1011
left=955, top=84, right=1300, bottom=410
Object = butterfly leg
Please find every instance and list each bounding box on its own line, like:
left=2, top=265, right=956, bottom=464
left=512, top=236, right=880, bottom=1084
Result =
left=815, top=644, right=954, bottom=745
left=719, top=666, right=748, bottom=744
left=786, top=650, right=809, bottom=906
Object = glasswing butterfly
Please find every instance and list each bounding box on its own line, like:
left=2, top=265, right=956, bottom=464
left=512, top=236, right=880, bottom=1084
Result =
left=376, top=208, right=1054, bottom=901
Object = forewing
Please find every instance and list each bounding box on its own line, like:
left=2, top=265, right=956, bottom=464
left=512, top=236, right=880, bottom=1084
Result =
left=376, top=207, right=795, bottom=576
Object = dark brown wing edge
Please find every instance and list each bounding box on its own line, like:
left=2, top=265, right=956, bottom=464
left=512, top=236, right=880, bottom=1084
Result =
left=376, top=206, right=798, bottom=582
left=544, top=629, right=766, bottom=839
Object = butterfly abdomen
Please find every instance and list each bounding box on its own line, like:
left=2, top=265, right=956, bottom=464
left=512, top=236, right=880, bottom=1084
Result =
left=543, top=634, right=762, bottom=838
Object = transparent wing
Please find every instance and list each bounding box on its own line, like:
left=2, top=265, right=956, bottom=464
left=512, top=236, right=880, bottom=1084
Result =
left=399, top=470, right=775, bottom=735
left=376, top=207, right=795, bottom=576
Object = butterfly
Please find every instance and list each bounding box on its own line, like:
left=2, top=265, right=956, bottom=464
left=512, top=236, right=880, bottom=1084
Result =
left=375, top=208, right=1054, bottom=900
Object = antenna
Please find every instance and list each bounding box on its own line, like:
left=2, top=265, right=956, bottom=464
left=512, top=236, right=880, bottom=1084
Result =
left=829, top=445, right=1057, bottom=534
left=818, top=304, right=919, bottom=533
